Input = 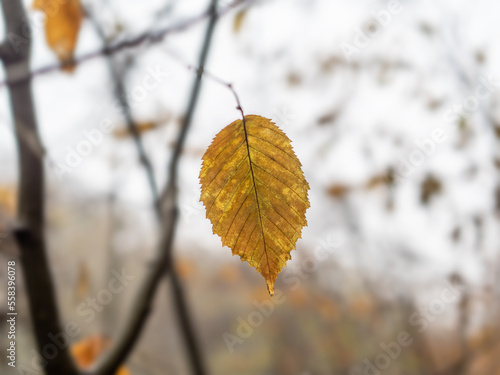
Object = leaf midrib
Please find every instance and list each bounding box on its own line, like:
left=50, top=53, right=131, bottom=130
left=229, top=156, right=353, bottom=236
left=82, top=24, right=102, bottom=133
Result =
left=241, top=118, right=271, bottom=276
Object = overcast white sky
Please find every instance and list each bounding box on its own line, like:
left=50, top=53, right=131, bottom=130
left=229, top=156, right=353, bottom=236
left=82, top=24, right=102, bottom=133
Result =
left=1, top=0, right=500, bottom=293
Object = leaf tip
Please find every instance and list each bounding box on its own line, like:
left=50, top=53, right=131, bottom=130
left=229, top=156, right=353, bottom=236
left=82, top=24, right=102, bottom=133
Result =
left=266, top=279, right=275, bottom=296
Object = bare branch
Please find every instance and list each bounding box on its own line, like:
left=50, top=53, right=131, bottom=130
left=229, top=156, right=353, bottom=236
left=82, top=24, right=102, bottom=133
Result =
left=85, top=6, right=206, bottom=374
left=0, top=0, right=253, bottom=89
left=0, top=0, right=79, bottom=373
left=88, top=1, right=220, bottom=373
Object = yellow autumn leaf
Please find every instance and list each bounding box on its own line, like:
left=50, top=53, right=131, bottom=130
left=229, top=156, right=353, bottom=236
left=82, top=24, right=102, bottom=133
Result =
left=71, top=335, right=130, bottom=375
left=233, top=9, right=247, bottom=34
left=33, top=0, right=84, bottom=71
left=199, top=115, right=310, bottom=295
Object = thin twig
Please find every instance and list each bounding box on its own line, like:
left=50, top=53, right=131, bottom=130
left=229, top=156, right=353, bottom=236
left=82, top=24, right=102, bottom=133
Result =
left=162, top=47, right=246, bottom=122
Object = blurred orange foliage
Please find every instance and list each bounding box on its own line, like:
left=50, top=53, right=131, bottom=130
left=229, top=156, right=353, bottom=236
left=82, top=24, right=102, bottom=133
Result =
left=71, top=335, right=130, bottom=375
left=175, top=258, right=198, bottom=280
left=0, top=185, right=17, bottom=216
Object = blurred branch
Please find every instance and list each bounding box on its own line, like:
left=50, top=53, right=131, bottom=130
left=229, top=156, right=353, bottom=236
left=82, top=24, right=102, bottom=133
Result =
left=0, top=0, right=253, bottom=89
left=0, top=0, right=79, bottom=374
left=88, top=1, right=219, bottom=374
left=85, top=5, right=206, bottom=374
left=0, top=41, right=12, bottom=61
left=85, top=8, right=160, bottom=202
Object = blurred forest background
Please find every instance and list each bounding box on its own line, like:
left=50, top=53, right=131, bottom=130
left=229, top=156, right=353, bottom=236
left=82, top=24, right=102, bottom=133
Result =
left=1, top=0, right=500, bottom=374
